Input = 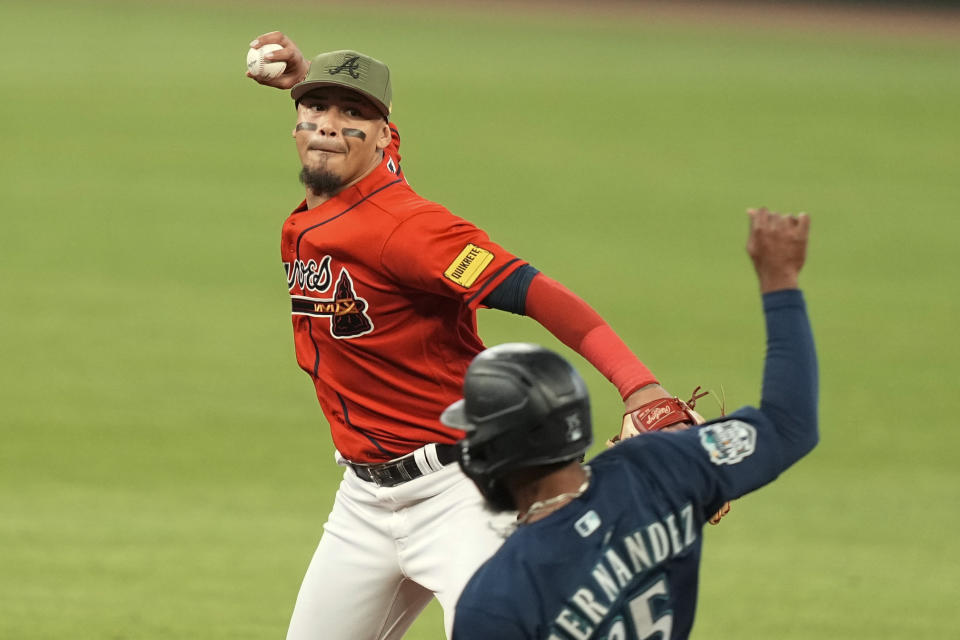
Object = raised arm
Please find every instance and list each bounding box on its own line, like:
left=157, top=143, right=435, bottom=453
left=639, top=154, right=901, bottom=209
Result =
left=748, top=207, right=818, bottom=466
left=481, top=268, right=677, bottom=420
left=618, top=207, right=817, bottom=520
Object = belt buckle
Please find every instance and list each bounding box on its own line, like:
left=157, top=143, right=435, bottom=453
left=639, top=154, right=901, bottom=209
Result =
left=368, top=463, right=394, bottom=487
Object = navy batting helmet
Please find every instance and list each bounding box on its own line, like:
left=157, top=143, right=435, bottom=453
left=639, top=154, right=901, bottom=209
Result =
left=440, top=343, right=592, bottom=511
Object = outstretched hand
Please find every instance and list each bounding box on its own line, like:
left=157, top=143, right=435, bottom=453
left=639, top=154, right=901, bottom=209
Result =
left=247, top=31, right=310, bottom=90
left=746, top=207, right=810, bottom=294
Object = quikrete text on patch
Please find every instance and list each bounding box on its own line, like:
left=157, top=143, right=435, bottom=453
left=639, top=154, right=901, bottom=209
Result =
left=444, top=244, right=494, bottom=288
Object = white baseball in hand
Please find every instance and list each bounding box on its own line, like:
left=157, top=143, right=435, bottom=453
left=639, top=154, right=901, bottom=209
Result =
left=246, top=43, right=286, bottom=79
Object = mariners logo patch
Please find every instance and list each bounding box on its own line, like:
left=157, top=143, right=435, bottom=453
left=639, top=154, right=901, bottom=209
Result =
left=444, top=244, right=494, bottom=288
left=698, top=420, right=757, bottom=466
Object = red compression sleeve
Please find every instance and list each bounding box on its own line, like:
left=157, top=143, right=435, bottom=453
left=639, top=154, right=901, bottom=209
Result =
left=524, top=274, right=658, bottom=399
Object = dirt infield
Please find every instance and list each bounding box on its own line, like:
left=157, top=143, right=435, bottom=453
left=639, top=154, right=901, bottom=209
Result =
left=348, top=0, right=960, bottom=40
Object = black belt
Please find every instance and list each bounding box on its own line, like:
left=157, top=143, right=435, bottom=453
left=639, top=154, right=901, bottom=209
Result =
left=349, top=443, right=459, bottom=487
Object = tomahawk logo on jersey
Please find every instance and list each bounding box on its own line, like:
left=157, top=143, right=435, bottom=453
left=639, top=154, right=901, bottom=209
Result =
left=289, top=267, right=374, bottom=338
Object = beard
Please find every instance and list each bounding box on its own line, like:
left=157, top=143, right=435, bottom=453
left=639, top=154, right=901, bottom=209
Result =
left=299, top=166, right=344, bottom=197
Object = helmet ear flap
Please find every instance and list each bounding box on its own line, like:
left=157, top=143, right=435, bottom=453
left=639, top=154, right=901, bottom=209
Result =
left=458, top=441, right=517, bottom=511
left=480, top=478, right=516, bottom=512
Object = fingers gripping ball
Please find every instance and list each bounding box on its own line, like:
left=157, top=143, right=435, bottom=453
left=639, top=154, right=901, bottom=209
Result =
left=246, top=43, right=286, bottom=80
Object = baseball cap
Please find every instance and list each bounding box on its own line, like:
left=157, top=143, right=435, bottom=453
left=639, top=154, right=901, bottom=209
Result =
left=291, top=50, right=392, bottom=119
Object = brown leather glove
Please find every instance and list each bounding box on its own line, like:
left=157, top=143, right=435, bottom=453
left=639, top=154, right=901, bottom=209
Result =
left=607, top=387, right=732, bottom=526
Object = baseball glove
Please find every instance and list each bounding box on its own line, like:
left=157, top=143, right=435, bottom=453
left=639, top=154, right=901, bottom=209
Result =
left=608, top=386, right=732, bottom=525
left=608, top=386, right=710, bottom=445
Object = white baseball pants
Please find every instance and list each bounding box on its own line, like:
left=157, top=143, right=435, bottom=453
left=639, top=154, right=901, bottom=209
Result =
left=285, top=449, right=512, bottom=640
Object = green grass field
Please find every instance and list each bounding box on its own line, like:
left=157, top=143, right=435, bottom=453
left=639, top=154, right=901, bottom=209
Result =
left=2, top=1, right=958, bottom=637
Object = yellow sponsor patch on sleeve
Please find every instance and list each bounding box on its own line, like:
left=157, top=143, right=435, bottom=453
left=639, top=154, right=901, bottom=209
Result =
left=444, top=243, right=495, bottom=288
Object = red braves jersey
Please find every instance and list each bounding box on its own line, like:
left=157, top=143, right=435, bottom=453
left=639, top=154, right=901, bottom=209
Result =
left=281, top=126, right=526, bottom=463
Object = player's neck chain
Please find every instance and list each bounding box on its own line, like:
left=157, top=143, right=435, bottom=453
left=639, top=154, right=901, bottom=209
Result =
left=517, top=466, right=592, bottom=525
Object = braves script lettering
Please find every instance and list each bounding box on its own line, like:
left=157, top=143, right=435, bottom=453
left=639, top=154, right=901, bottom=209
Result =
left=286, top=256, right=333, bottom=293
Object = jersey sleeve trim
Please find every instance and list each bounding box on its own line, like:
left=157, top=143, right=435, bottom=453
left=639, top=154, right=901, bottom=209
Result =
left=481, top=264, right=540, bottom=314
left=465, top=258, right=525, bottom=309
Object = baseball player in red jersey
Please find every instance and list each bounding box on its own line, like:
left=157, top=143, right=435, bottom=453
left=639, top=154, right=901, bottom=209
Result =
left=248, top=32, right=706, bottom=640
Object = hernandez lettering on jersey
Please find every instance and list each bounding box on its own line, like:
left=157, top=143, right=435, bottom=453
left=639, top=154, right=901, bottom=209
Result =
left=547, top=504, right=696, bottom=640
